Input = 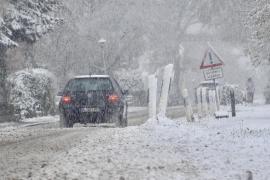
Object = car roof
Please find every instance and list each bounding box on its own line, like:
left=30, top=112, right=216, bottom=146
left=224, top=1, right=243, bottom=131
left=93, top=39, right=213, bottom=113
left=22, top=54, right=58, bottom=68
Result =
left=74, top=75, right=110, bottom=79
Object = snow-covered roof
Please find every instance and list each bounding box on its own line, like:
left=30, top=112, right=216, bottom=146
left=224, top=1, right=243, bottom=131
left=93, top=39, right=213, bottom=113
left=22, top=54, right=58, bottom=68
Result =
left=74, top=75, right=110, bottom=79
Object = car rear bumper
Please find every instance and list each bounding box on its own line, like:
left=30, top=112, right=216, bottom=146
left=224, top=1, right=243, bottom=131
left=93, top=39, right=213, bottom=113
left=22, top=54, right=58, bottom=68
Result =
left=60, top=105, right=121, bottom=123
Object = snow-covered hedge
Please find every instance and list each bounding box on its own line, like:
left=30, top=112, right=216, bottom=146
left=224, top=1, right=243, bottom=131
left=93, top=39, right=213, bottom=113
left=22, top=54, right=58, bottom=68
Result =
left=220, top=84, right=246, bottom=105
left=114, top=69, right=148, bottom=106
left=7, top=68, right=56, bottom=119
left=114, top=68, right=144, bottom=91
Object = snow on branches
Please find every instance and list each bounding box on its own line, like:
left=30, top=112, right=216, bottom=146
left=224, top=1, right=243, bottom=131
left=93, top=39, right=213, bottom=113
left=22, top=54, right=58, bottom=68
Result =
left=3, top=0, right=63, bottom=43
left=0, top=0, right=62, bottom=47
left=114, top=68, right=144, bottom=92
left=0, top=17, right=17, bottom=48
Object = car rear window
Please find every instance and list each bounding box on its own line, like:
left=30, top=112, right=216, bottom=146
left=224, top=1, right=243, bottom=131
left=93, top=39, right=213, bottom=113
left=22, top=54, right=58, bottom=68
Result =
left=64, top=78, right=113, bottom=92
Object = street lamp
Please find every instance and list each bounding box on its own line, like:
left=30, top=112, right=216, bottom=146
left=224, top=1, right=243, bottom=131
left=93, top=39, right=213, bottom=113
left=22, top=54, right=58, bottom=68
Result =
left=98, top=38, right=107, bottom=74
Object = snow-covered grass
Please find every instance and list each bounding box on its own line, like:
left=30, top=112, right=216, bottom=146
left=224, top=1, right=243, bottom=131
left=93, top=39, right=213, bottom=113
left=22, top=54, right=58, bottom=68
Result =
left=22, top=115, right=59, bottom=124
left=176, top=104, right=270, bottom=179
left=28, top=104, right=270, bottom=179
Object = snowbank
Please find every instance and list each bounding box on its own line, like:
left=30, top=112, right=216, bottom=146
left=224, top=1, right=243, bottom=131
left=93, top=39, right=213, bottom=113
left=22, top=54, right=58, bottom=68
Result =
left=177, top=104, right=270, bottom=179
left=31, top=105, right=270, bottom=179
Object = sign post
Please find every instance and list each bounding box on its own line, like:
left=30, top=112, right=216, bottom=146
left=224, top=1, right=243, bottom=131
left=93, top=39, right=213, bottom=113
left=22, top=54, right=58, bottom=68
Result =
left=200, top=43, right=225, bottom=111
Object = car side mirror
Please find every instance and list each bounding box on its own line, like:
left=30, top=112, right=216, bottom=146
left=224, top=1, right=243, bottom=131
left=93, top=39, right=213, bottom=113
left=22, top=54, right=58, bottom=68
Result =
left=57, top=91, right=63, bottom=96
left=123, top=90, right=129, bottom=95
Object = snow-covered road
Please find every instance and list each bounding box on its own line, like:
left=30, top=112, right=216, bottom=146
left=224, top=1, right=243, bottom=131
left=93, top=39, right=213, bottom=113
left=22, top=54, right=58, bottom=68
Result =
left=1, top=105, right=270, bottom=180
left=0, top=106, right=186, bottom=179
left=0, top=127, right=94, bottom=179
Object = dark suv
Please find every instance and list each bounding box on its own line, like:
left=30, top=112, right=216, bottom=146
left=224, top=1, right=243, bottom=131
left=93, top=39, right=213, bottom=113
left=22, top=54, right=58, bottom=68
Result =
left=59, top=75, right=128, bottom=128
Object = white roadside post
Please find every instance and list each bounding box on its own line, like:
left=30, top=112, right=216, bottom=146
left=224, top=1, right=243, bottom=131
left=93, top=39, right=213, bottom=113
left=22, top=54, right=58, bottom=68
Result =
left=196, top=87, right=202, bottom=118
left=148, top=75, right=157, bottom=120
left=159, top=64, right=174, bottom=117
left=209, top=90, right=217, bottom=114
left=201, top=87, right=208, bottom=116
left=216, top=86, right=221, bottom=110
left=182, top=89, right=193, bottom=122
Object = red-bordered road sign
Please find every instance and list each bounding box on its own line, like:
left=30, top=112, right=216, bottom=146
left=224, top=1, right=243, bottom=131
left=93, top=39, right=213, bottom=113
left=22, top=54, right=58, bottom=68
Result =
left=200, top=46, right=224, bottom=69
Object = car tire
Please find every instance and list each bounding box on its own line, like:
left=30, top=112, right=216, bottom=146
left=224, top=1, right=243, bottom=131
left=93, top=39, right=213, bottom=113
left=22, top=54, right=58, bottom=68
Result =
left=113, top=112, right=121, bottom=127
left=60, top=113, right=73, bottom=128
left=122, top=103, right=128, bottom=127
left=121, top=114, right=128, bottom=128
left=116, top=105, right=128, bottom=128
left=96, top=113, right=103, bottom=124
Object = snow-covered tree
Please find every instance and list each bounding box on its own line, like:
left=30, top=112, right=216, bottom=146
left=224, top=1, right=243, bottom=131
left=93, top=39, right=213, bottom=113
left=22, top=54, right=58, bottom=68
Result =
left=243, top=0, right=270, bottom=103
left=3, top=0, right=62, bottom=67
left=246, top=0, right=270, bottom=66
left=0, top=0, right=61, bottom=120
left=4, top=0, right=61, bottom=43
left=0, top=16, right=17, bottom=117
left=196, top=0, right=249, bottom=42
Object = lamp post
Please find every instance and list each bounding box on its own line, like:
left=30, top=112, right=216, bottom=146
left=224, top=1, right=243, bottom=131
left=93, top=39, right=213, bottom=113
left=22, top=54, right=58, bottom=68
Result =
left=98, top=38, right=107, bottom=74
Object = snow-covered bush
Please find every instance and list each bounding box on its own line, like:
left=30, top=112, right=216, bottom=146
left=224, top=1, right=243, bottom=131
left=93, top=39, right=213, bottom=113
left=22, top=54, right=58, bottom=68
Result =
left=114, top=69, right=147, bottom=105
left=220, top=84, right=245, bottom=105
left=7, top=68, right=56, bottom=119
left=114, top=68, right=144, bottom=91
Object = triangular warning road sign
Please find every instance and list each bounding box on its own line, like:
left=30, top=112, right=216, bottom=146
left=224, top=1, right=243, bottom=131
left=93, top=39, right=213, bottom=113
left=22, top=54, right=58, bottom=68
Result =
left=200, top=46, right=224, bottom=69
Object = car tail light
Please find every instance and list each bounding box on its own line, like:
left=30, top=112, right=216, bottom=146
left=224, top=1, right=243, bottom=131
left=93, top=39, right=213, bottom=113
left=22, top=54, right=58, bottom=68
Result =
left=108, top=94, right=119, bottom=103
left=62, top=96, right=72, bottom=104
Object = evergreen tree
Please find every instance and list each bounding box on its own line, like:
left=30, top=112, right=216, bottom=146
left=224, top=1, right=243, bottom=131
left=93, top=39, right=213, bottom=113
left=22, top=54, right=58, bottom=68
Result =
left=246, top=0, right=270, bottom=66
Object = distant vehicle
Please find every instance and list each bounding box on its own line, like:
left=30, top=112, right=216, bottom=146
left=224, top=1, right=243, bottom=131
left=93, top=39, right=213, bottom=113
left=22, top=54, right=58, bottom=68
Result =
left=58, top=75, right=128, bottom=128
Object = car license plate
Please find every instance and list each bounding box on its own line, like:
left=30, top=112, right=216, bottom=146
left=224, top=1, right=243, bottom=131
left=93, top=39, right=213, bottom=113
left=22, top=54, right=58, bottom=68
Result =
left=80, top=108, right=100, bottom=113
